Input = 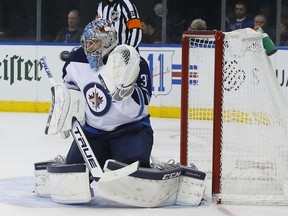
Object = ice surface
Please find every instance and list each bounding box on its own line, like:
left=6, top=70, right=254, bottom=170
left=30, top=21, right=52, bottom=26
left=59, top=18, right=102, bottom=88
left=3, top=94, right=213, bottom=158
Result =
left=1, top=112, right=288, bottom=215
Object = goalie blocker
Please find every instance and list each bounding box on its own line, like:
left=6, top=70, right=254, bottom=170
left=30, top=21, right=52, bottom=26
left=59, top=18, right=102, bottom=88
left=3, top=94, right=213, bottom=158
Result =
left=34, top=159, right=206, bottom=207
left=45, top=83, right=86, bottom=136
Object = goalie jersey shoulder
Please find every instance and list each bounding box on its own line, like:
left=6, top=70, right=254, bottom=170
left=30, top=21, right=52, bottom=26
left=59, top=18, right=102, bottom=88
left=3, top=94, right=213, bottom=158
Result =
left=69, top=47, right=89, bottom=64
left=62, top=47, right=88, bottom=78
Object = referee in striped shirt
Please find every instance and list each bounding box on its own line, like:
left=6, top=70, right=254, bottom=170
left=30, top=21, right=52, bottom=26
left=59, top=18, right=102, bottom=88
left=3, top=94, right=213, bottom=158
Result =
left=96, top=0, right=142, bottom=49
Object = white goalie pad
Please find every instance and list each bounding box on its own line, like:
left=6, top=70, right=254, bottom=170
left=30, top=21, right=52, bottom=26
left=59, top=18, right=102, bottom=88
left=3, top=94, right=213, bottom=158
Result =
left=97, top=160, right=182, bottom=207
left=176, top=165, right=207, bottom=205
left=45, top=83, right=86, bottom=135
left=47, top=163, right=93, bottom=204
left=99, top=44, right=140, bottom=101
left=33, top=156, right=66, bottom=198
left=97, top=160, right=207, bottom=207
left=33, top=161, right=53, bottom=197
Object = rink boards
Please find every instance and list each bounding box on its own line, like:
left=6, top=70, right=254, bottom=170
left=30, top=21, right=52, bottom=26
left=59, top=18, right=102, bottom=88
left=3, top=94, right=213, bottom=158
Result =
left=0, top=43, right=288, bottom=118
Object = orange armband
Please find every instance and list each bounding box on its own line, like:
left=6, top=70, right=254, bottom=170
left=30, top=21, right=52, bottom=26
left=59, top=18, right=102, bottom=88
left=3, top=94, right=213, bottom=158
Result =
left=126, top=19, right=141, bottom=29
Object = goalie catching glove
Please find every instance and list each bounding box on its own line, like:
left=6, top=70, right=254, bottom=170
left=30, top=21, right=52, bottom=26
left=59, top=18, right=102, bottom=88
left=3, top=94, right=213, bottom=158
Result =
left=99, top=44, right=140, bottom=101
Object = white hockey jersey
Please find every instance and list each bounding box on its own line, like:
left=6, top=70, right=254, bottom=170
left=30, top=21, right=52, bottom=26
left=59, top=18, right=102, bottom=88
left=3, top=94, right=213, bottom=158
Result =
left=62, top=47, right=152, bottom=133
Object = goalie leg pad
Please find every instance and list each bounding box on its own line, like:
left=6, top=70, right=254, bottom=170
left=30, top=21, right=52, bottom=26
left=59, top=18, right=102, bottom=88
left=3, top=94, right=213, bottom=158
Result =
left=46, top=83, right=85, bottom=135
left=33, top=161, right=53, bottom=197
left=47, top=163, right=93, bottom=204
left=33, top=156, right=67, bottom=197
left=97, top=160, right=182, bottom=207
left=176, top=166, right=207, bottom=206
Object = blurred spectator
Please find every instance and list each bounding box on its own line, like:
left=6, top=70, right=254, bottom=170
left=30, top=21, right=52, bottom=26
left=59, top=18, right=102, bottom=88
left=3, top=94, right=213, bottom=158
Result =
left=227, top=1, right=254, bottom=31
left=280, top=18, right=288, bottom=46
left=259, top=1, right=274, bottom=24
left=153, top=2, right=165, bottom=30
left=54, top=10, right=83, bottom=43
left=152, top=2, right=185, bottom=43
left=254, top=14, right=275, bottom=42
left=254, top=14, right=266, bottom=28
left=225, top=5, right=235, bottom=31
left=141, top=17, right=162, bottom=44
left=188, top=19, right=207, bottom=30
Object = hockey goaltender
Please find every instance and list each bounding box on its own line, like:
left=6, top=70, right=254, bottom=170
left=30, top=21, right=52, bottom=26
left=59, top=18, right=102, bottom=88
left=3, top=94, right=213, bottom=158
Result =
left=33, top=18, right=207, bottom=208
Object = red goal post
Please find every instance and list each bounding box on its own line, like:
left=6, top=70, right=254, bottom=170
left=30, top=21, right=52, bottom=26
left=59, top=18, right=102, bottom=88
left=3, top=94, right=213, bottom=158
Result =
left=180, top=30, right=223, bottom=199
left=180, top=29, right=288, bottom=205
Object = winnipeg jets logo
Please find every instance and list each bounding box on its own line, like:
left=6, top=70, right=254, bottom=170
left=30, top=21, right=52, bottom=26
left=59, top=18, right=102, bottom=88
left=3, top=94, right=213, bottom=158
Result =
left=88, top=91, right=103, bottom=110
left=84, top=83, right=111, bottom=116
left=111, top=10, right=119, bottom=22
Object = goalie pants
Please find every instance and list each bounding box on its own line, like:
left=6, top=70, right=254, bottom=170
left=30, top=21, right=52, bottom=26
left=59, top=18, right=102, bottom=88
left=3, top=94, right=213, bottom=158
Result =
left=66, top=125, right=154, bottom=169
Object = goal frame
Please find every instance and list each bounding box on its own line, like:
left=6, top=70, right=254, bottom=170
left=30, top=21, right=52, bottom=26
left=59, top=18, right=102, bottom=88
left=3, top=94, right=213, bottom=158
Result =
left=180, top=29, right=288, bottom=205
left=180, top=30, right=224, bottom=201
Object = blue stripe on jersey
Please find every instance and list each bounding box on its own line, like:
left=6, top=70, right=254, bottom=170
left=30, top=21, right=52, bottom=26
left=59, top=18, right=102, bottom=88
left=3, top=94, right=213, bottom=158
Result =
left=134, top=85, right=145, bottom=118
left=65, top=81, right=80, bottom=90
left=83, top=115, right=151, bottom=135
left=141, top=87, right=151, bottom=105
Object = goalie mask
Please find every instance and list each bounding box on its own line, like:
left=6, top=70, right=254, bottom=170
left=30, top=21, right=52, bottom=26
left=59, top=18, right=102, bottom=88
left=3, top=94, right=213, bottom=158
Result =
left=81, top=18, right=117, bottom=69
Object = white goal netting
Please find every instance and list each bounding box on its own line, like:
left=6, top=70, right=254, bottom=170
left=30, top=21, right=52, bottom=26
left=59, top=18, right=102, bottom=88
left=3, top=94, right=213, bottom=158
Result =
left=182, top=28, right=288, bottom=205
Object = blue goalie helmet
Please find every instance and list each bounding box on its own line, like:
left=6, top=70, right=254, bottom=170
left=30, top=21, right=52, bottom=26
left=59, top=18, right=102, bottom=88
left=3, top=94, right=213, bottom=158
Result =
left=81, top=18, right=117, bottom=69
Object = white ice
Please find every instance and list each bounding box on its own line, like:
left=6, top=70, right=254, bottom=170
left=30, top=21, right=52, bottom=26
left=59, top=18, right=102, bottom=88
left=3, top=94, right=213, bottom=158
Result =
left=0, top=112, right=288, bottom=216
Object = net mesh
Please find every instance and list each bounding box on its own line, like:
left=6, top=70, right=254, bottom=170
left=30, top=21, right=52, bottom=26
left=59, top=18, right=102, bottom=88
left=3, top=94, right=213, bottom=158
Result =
left=184, top=28, right=288, bottom=205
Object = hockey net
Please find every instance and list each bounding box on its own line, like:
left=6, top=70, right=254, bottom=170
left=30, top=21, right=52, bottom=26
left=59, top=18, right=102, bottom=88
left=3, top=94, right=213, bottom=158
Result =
left=180, top=28, right=288, bottom=205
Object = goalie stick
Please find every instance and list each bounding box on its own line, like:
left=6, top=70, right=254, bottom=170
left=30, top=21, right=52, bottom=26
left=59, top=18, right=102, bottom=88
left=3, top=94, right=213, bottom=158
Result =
left=39, top=56, right=139, bottom=181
